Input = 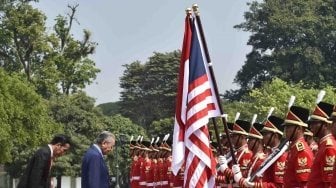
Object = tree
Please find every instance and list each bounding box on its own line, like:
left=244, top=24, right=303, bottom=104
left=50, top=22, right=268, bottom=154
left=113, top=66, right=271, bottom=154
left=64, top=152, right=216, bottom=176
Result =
left=97, top=101, right=121, bottom=116
left=0, top=68, right=61, bottom=176
left=220, top=78, right=336, bottom=124
left=119, top=51, right=181, bottom=128
left=48, top=4, right=100, bottom=95
left=226, top=0, right=336, bottom=100
left=147, top=117, right=174, bottom=137
left=0, top=2, right=100, bottom=98
left=0, top=2, right=49, bottom=81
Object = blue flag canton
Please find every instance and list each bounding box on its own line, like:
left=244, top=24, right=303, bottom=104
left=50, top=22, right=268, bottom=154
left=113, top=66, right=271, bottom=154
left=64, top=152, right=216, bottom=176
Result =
left=189, top=20, right=207, bottom=84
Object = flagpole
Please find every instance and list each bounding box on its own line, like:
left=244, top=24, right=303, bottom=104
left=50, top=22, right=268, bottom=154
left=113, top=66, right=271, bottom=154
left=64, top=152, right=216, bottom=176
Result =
left=192, top=4, right=237, bottom=164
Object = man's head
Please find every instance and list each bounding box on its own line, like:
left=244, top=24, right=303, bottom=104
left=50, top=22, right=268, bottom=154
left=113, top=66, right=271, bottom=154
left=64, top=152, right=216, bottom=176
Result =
left=95, top=131, right=116, bottom=155
left=261, top=115, right=284, bottom=148
left=50, top=134, right=71, bottom=157
left=283, top=106, right=309, bottom=141
left=308, top=101, right=334, bottom=138
left=231, top=120, right=250, bottom=148
left=328, top=105, right=336, bottom=137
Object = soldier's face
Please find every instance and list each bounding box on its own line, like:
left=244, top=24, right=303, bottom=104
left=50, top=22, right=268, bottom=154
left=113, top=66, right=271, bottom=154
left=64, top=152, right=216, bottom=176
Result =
left=331, top=121, right=336, bottom=138
left=284, top=124, right=296, bottom=140
left=262, top=132, right=273, bottom=146
left=309, top=121, right=322, bottom=136
left=247, top=138, right=257, bottom=150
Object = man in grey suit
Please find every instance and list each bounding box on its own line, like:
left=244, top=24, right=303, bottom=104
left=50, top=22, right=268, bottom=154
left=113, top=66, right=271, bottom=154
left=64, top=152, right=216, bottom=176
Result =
left=81, top=131, right=115, bottom=188
left=17, top=134, right=71, bottom=188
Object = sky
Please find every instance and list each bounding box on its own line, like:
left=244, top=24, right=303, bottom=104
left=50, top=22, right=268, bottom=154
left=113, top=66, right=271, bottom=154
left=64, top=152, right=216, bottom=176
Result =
left=34, top=0, right=253, bottom=105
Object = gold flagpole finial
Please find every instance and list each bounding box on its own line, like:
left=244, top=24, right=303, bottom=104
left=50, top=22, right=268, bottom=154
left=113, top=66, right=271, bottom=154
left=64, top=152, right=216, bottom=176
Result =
left=192, top=4, right=200, bottom=15
left=185, top=8, right=192, bottom=15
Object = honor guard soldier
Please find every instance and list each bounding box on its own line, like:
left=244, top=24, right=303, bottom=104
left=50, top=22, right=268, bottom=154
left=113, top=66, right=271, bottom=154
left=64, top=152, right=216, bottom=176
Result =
left=217, top=122, right=234, bottom=188
left=283, top=105, right=313, bottom=188
left=218, top=119, right=252, bottom=187
left=130, top=139, right=135, bottom=186
left=157, top=140, right=165, bottom=188
left=146, top=139, right=158, bottom=188
left=162, top=139, right=173, bottom=188
left=171, top=164, right=184, bottom=188
left=261, top=115, right=287, bottom=187
left=139, top=140, right=152, bottom=188
left=307, top=101, right=336, bottom=187
left=130, top=139, right=141, bottom=188
left=330, top=105, right=336, bottom=138
left=233, top=121, right=267, bottom=187
left=159, top=135, right=172, bottom=188
left=210, top=141, right=222, bottom=188
left=304, top=128, right=318, bottom=155
left=329, top=105, right=336, bottom=186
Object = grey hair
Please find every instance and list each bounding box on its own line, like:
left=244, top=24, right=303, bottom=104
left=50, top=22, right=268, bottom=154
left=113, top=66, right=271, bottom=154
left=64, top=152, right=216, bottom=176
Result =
left=95, top=131, right=115, bottom=144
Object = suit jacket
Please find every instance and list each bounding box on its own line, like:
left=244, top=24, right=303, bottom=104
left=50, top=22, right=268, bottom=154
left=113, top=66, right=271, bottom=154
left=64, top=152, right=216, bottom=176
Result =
left=81, top=145, right=110, bottom=188
left=17, top=145, right=52, bottom=188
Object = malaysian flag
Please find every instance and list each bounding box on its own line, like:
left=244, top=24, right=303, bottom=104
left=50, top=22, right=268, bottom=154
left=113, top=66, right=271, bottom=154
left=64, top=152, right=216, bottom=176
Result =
left=172, top=13, right=221, bottom=188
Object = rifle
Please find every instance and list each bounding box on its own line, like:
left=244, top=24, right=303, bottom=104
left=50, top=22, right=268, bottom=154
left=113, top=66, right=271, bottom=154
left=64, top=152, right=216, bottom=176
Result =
left=249, top=139, right=289, bottom=181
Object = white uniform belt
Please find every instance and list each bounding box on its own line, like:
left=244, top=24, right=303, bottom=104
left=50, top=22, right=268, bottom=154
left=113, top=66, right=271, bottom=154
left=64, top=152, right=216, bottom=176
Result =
left=133, top=176, right=140, bottom=180
left=146, top=182, right=154, bottom=186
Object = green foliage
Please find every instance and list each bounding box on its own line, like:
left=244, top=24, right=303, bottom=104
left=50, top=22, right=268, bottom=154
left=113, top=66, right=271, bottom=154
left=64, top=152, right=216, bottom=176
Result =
left=221, top=78, right=336, bottom=123
left=0, top=2, right=100, bottom=98
left=148, top=117, right=174, bottom=137
left=226, top=0, right=336, bottom=100
left=0, top=2, right=48, bottom=80
left=119, top=51, right=181, bottom=128
left=97, top=101, right=121, bottom=116
left=50, top=8, right=100, bottom=95
left=0, top=68, right=60, bottom=176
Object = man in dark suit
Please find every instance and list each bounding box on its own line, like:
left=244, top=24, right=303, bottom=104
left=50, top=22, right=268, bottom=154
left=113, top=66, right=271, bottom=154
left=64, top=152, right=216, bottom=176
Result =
left=81, top=131, right=116, bottom=188
left=17, top=134, right=71, bottom=188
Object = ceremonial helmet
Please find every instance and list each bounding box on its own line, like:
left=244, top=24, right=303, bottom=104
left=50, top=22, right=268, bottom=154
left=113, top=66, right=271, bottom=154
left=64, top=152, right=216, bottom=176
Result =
left=232, top=119, right=251, bottom=136
left=262, top=115, right=284, bottom=136
left=328, top=105, right=336, bottom=121
left=308, top=101, right=334, bottom=124
left=282, top=105, right=310, bottom=127
left=249, top=122, right=264, bottom=140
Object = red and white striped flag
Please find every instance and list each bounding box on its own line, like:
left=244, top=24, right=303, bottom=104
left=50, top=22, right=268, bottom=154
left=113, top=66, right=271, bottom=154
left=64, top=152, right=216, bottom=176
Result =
left=172, top=14, right=221, bottom=188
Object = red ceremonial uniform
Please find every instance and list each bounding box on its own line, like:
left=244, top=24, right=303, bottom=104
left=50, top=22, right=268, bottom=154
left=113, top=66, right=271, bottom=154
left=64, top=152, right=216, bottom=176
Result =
left=307, top=134, right=336, bottom=187
left=131, top=156, right=141, bottom=188
left=165, top=156, right=173, bottom=188
left=131, top=156, right=144, bottom=188
left=284, top=137, right=313, bottom=188
left=261, top=150, right=288, bottom=187
left=172, top=166, right=184, bottom=188
left=223, top=144, right=252, bottom=180
left=139, top=157, right=150, bottom=187
left=246, top=152, right=266, bottom=179
left=157, top=158, right=164, bottom=188
left=237, top=151, right=266, bottom=188
left=145, top=158, right=154, bottom=188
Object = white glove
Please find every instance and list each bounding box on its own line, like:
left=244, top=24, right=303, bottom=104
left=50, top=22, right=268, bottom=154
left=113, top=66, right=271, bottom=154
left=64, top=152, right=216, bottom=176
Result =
left=218, top=155, right=228, bottom=172
left=232, top=164, right=242, bottom=183
left=243, top=177, right=255, bottom=188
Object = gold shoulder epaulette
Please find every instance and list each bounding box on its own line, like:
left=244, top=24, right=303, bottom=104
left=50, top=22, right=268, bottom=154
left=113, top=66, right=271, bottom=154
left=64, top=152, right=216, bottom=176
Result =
left=326, top=138, right=333, bottom=146
left=296, top=141, right=305, bottom=151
